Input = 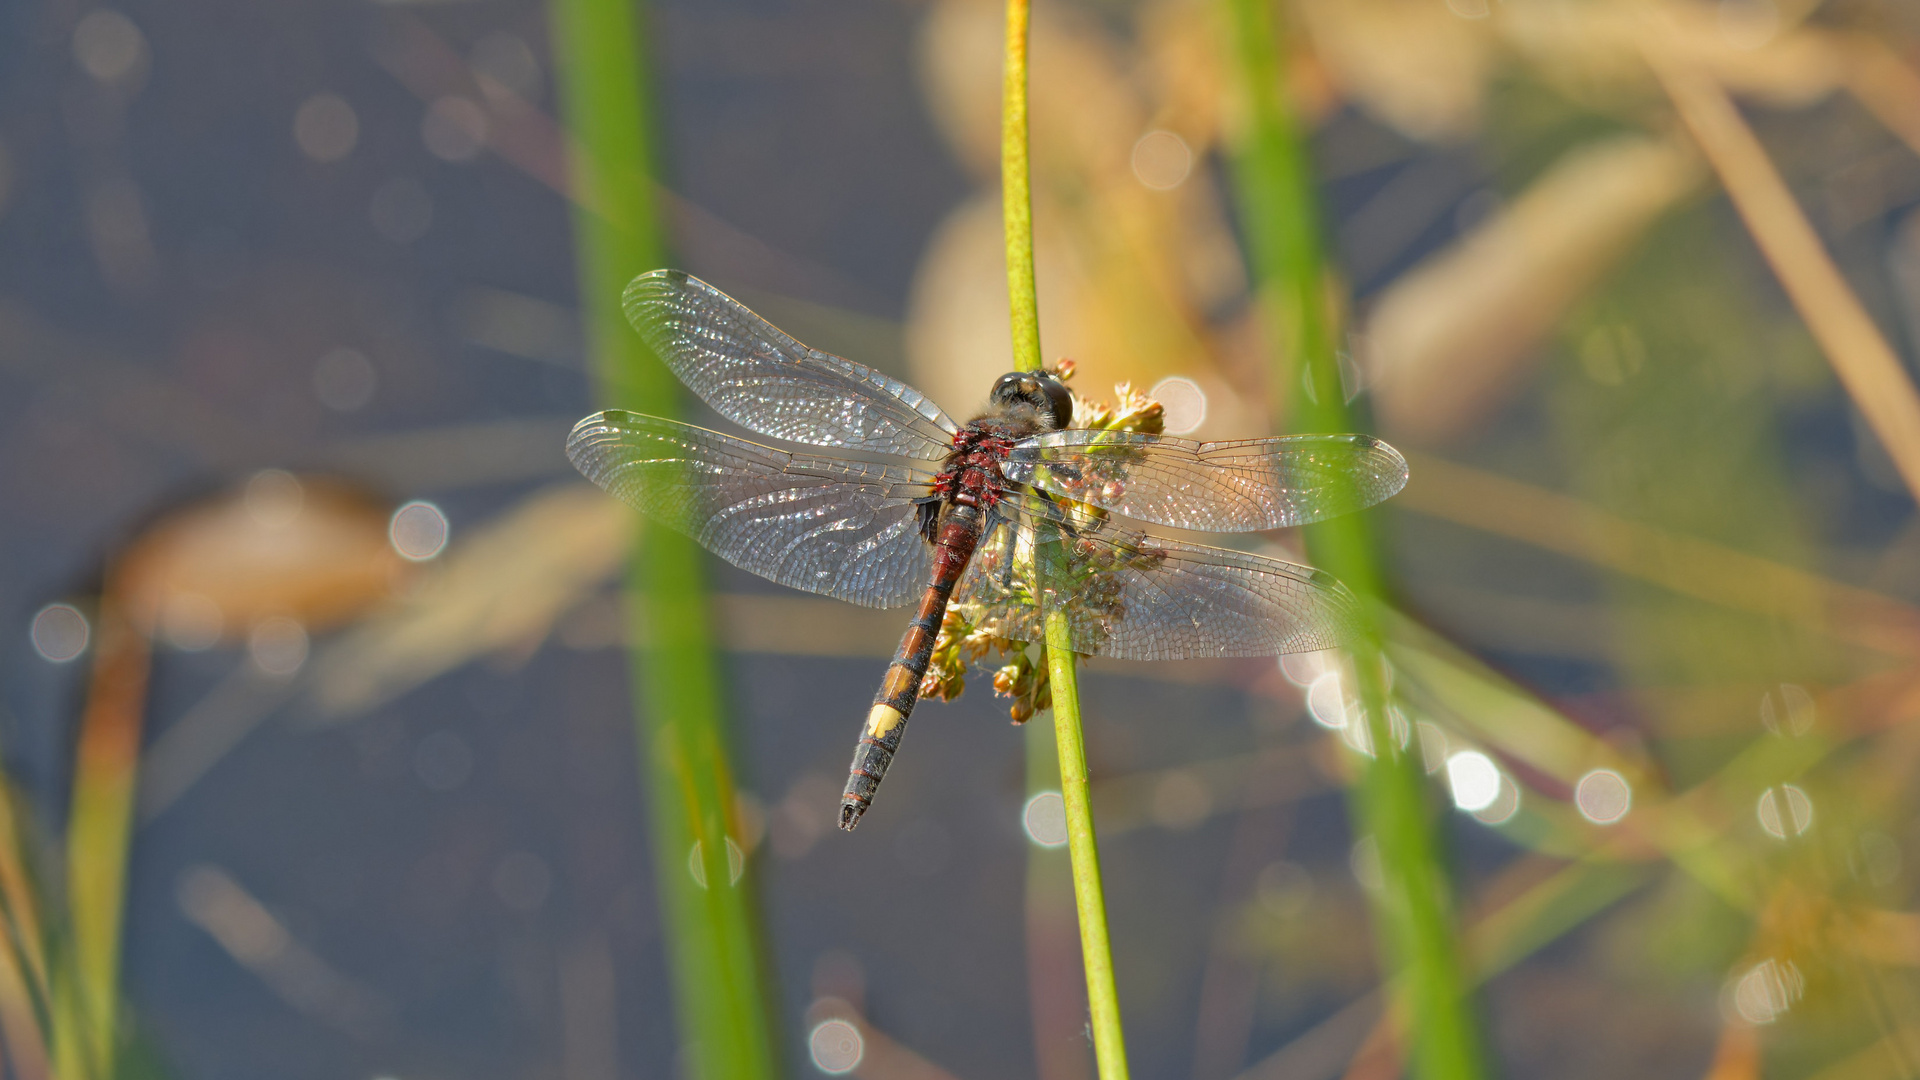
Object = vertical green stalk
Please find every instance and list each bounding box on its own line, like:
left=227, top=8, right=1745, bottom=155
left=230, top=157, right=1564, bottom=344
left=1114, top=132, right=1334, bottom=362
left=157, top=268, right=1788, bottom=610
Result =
left=1039, top=620, right=1129, bottom=1079
left=549, top=2, right=779, bottom=1077
left=62, top=593, right=152, bottom=1080
left=1004, top=1, right=1131, bottom=1076
left=1003, top=0, right=1042, bottom=375
left=1023, top=719, right=1089, bottom=1080
left=1218, top=1, right=1489, bottom=1077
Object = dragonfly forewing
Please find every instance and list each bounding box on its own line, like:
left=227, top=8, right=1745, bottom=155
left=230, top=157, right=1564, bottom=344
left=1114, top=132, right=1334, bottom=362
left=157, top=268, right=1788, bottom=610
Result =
left=1001, top=429, right=1409, bottom=532
left=956, top=500, right=1362, bottom=660
left=567, top=410, right=940, bottom=608
left=623, top=271, right=961, bottom=461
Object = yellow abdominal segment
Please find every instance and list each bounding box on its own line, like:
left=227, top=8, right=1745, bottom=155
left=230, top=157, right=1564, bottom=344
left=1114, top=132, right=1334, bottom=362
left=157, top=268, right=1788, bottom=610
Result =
left=866, top=704, right=906, bottom=738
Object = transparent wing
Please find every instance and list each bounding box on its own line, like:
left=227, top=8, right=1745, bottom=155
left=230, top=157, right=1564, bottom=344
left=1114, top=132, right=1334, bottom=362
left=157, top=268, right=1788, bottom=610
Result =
left=1002, top=430, right=1408, bottom=532
left=623, top=270, right=960, bottom=460
left=568, top=410, right=937, bottom=608
left=957, top=504, right=1361, bottom=660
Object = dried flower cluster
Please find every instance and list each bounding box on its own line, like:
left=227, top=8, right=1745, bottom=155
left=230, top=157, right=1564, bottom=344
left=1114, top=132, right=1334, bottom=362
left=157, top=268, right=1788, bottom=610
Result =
left=918, top=361, right=1166, bottom=723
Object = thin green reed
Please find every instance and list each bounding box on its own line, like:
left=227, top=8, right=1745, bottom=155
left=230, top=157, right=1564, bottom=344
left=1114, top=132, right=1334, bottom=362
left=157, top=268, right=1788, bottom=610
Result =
left=1003, top=0, right=1132, bottom=1075
left=548, top=0, right=779, bottom=1076
left=1219, top=0, right=1491, bottom=1077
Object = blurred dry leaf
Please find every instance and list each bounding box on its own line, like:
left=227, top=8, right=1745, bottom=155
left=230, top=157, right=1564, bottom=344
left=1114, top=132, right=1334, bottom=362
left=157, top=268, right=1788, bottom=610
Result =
left=1294, top=0, right=1495, bottom=144
left=308, top=483, right=632, bottom=716
left=1501, top=1, right=1846, bottom=110
left=918, top=0, right=1141, bottom=182
left=113, top=472, right=403, bottom=641
left=911, top=0, right=1264, bottom=437
left=1363, top=133, right=1702, bottom=443
left=907, top=192, right=1089, bottom=415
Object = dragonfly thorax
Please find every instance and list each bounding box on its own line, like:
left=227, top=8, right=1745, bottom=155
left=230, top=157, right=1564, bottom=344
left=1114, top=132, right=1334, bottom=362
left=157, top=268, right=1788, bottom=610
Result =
left=934, top=423, right=1021, bottom=511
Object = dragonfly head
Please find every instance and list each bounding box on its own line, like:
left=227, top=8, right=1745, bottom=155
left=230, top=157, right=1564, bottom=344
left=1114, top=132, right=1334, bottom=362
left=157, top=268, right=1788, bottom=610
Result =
left=990, top=371, right=1074, bottom=431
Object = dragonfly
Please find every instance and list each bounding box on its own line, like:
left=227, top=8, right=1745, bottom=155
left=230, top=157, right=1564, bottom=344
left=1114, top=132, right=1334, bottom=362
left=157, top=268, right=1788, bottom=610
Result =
left=567, top=271, right=1409, bottom=831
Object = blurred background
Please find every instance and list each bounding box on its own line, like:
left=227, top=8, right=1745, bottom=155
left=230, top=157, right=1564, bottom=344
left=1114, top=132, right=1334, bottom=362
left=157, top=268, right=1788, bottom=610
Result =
left=6, top=0, right=1920, bottom=1077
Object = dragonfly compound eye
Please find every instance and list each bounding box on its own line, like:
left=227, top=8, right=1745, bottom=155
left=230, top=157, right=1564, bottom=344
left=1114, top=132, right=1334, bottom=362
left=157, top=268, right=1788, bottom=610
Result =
left=1034, top=374, right=1073, bottom=430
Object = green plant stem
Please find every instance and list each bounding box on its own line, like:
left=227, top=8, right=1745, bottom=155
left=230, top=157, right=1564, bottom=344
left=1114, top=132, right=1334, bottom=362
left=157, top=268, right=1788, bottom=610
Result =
left=549, top=1, right=778, bottom=1076
left=62, top=593, right=150, bottom=1080
left=1003, top=1, right=1129, bottom=1074
left=1002, top=0, right=1042, bottom=374
left=1218, top=0, right=1489, bottom=1077
left=1042, top=612, right=1129, bottom=1079
left=1023, top=718, right=1086, bottom=1080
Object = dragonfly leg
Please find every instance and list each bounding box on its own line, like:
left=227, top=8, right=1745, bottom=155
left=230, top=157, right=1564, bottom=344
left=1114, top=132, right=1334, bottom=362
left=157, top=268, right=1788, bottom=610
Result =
left=986, top=515, right=1018, bottom=590
left=1031, top=488, right=1081, bottom=540
left=914, top=495, right=942, bottom=544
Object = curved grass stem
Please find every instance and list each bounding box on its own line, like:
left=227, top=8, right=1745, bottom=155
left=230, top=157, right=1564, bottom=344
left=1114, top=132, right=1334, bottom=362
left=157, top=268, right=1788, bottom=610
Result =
left=1004, top=0, right=1130, bottom=1075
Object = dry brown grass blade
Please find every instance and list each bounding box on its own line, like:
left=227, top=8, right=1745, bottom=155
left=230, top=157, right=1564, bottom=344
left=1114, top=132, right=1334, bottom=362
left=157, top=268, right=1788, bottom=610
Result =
left=0, top=776, right=50, bottom=1080
left=1397, top=452, right=1920, bottom=655
left=0, top=948, right=48, bottom=1080
left=309, top=484, right=632, bottom=716
left=175, top=864, right=390, bottom=1041
left=1645, top=37, right=1920, bottom=505
left=0, top=781, right=48, bottom=1016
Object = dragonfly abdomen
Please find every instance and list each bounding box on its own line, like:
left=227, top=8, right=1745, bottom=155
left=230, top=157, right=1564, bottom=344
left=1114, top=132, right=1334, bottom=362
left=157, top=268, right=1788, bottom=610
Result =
left=839, top=502, right=983, bottom=831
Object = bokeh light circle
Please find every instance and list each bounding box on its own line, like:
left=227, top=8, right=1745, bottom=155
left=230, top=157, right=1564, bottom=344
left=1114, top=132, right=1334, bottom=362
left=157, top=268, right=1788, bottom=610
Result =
left=313, top=347, right=377, bottom=411
left=1470, top=777, right=1521, bottom=825
left=293, top=93, right=358, bottom=162
left=246, top=616, right=309, bottom=676
left=72, top=10, right=145, bottom=83
left=390, top=501, right=450, bottom=561
left=1574, top=769, right=1632, bottom=825
left=808, top=1019, right=864, bottom=1074
left=1149, top=376, right=1207, bottom=435
left=1757, top=784, right=1813, bottom=839
left=1728, top=958, right=1803, bottom=1024
left=30, top=603, right=90, bottom=662
left=1131, top=130, right=1192, bottom=190
left=422, top=96, right=489, bottom=162
left=1023, top=791, right=1068, bottom=847
left=1445, top=751, right=1501, bottom=811
left=1305, top=670, right=1352, bottom=729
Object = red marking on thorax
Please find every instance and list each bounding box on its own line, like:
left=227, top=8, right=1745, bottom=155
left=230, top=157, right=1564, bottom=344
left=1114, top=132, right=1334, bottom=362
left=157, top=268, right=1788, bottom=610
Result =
left=935, top=425, right=1016, bottom=509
